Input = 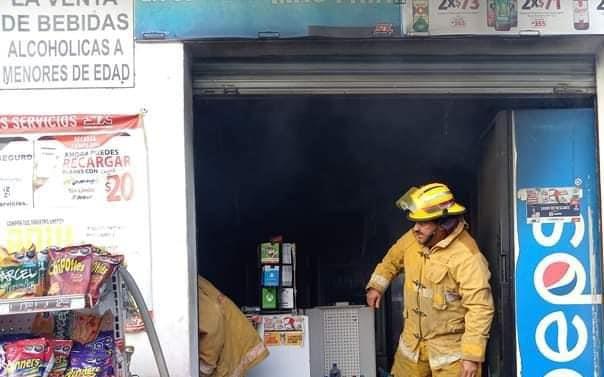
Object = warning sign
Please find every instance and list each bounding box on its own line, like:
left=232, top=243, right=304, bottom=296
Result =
left=0, top=0, right=134, bottom=89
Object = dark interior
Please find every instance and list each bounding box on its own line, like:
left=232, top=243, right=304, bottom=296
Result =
left=192, top=95, right=591, bottom=370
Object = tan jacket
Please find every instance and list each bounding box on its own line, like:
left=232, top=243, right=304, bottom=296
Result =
left=198, top=277, right=269, bottom=377
left=367, top=222, right=494, bottom=367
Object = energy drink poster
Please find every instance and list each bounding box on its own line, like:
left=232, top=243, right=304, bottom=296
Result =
left=0, top=114, right=153, bottom=307
left=406, top=0, right=604, bottom=35
left=514, top=109, right=603, bottom=377
left=135, top=0, right=402, bottom=40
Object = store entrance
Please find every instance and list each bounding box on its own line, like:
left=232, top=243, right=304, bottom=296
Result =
left=192, top=95, right=592, bottom=376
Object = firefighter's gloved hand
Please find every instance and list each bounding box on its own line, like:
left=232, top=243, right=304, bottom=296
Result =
left=366, top=288, right=382, bottom=309
left=461, top=360, right=479, bottom=377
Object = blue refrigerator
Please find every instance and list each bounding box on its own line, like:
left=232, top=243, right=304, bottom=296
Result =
left=477, top=109, right=604, bottom=377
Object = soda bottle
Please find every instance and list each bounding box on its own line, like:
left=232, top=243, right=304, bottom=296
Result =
left=487, top=0, right=496, bottom=28
left=495, top=0, right=511, bottom=31
left=412, top=0, right=429, bottom=33
left=573, top=0, right=589, bottom=30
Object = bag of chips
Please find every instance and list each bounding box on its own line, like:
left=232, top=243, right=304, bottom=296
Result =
left=70, top=312, right=105, bottom=345
left=48, top=246, right=93, bottom=296
left=72, top=333, right=114, bottom=355
left=0, top=246, right=42, bottom=299
left=4, top=338, right=54, bottom=377
left=0, top=335, right=31, bottom=377
left=64, top=349, right=111, bottom=377
left=48, top=340, right=72, bottom=377
left=88, top=254, right=123, bottom=307
left=71, top=332, right=115, bottom=377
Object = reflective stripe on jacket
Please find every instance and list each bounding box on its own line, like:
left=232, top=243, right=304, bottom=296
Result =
left=367, top=222, right=494, bottom=364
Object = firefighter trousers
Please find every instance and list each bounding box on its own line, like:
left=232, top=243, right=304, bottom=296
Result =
left=391, top=342, right=482, bottom=377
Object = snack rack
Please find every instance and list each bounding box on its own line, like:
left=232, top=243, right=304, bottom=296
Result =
left=0, top=269, right=128, bottom=377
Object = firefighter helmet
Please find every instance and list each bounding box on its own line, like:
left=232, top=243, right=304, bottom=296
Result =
left=395, top=183, right=466, bottom=222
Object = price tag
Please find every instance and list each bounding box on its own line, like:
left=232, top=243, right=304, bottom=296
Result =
left=423, top=0, right=487, bottom=35
left=518, top=0, right=571, bottom=33
left=437, top=0, right=481, bottom=11
left=0, top=295, right=86, bottom=315
left=520, top=0, right=561, bottom=11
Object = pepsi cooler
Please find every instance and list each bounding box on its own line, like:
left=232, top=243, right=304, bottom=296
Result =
left=476, top=109, right=604, bottom=377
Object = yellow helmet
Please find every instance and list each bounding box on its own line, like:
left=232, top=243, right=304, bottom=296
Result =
left=395, top=183, right=466, bottom=222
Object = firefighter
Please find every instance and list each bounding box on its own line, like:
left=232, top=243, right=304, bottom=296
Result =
left=366, top=183, right=494, bottom=377
left=198, top=276, right=269, bottom=377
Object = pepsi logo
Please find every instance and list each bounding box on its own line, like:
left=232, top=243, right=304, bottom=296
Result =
left=534, top=253, right=593, bottom=305
left=542, top=260, right=576, bottom=296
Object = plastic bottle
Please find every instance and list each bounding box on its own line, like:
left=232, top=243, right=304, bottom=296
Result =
left=495, top=0, right=511, bottom=31
left=573, top=0, right=589, bottom=30
left=412, top=0, right=429, bottom=33
left=329, top=363, right=342, bottom=377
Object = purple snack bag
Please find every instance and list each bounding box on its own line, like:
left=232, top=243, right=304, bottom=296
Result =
left=75, top=333, right=114, bottom=354
left=71, top=332, right=115, bottom=377
left=65, top=349, right=112, bottom=377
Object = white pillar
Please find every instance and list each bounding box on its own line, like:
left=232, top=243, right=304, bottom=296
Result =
left=0, top=42, right=198, bottom=377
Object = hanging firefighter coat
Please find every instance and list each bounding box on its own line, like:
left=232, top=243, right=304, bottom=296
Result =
left=198, top=276, right=269, bottom=377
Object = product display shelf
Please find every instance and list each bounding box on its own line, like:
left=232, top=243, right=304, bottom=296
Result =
left=258, top=242, right=297, bottom=312
left=109, top=271, right=127, bottom=377
left=0, top=269, right=128, bottom=377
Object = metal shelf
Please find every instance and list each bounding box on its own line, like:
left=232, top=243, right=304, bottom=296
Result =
left=0, top=294, right=86, bottom=315
left=0, top=274, right=129, bottom=376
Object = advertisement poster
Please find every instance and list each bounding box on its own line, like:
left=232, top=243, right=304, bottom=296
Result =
left=263, top=332, right=282, bottom=347
left=514, top=109, right=603, bottom=376
left=406, top=0, right=604, bottom=35
left=0, top=137, right=34, bottom=209
left=262, top=331, right=304, bottom=347
left=517, top=186, right=582, bottom=223
left=0, top=0, right=134, bottom=89
left=260, top=242, right=279, bottom=264
left=135, top=0, right=402, bottom=40
left=262, top=315, right=304, bottom=332
left=262, top=315, right=305, bottom=347
left=0, top=114, right=152, bottom=310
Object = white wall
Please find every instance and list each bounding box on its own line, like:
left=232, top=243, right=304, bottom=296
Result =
left=0, top=42, right=198, bottom=377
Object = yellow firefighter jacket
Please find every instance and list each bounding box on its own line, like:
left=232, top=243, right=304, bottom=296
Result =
left=367, top=221, right=494, bottom=368
left=198, top=276, right=269, bottom=377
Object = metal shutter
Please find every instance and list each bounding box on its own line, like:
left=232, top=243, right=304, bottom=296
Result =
left=192, top=56, right=595, bottom=96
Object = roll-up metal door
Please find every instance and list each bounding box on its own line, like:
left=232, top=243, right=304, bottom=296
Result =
left=192, top=56, right=595, bottom=96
